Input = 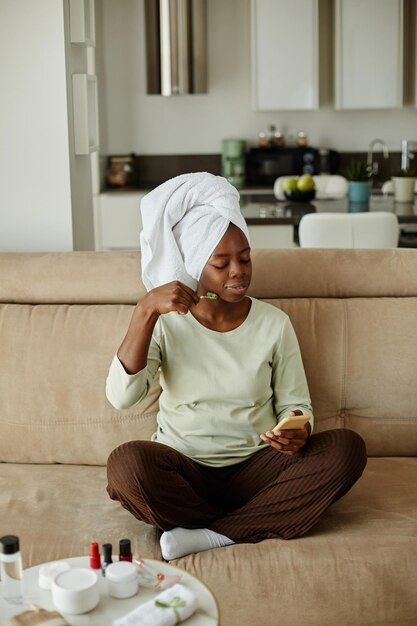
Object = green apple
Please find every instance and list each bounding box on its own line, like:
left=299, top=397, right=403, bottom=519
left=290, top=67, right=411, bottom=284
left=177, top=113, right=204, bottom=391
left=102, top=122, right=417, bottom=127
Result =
left=282, top=177, right=298, bottom=192
left=297, top=174, right=315, bottom=192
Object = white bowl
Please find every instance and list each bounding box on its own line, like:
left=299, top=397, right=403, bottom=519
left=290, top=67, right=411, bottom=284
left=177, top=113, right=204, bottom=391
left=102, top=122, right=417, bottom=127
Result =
left=51, top=567, right=99, bottom=614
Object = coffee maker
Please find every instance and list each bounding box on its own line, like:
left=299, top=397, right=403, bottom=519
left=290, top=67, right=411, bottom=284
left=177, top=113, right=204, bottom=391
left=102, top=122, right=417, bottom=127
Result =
left=221, top=139, right=246, bottom=188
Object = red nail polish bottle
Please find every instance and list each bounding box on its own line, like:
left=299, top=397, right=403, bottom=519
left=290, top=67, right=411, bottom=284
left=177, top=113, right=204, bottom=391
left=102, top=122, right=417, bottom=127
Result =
left=89, top=542, right=101, bottom=569
left=119, top=538, right=132, bottom=562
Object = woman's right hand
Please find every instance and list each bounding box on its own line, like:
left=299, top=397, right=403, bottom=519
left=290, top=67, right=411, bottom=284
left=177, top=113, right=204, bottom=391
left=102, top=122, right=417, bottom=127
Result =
left=117, top=281, right=199, bottom=375
left=140, top=281, right=200, bottom=317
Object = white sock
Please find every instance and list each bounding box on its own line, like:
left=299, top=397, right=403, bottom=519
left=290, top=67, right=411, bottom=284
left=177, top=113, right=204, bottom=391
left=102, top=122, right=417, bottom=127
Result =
left=160, top=527, right=234, bottom=560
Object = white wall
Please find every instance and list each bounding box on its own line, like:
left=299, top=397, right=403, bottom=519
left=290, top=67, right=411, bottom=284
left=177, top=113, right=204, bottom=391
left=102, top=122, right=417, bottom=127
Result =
left=0, top=0, right=97, bottom=252
left=0, top=0, right=74, bottom=252
left=96, top=0, right=417, bottom=156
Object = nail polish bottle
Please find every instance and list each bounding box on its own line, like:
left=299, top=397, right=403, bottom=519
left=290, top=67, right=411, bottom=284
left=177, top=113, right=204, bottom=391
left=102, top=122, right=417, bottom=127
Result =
left=119, top=538, right=133, bottom=562
left=0, top=535, right=24, bottom=605
left=89, top=542, right=101, bottom=569
left=102, top=543, right=113, bottom=576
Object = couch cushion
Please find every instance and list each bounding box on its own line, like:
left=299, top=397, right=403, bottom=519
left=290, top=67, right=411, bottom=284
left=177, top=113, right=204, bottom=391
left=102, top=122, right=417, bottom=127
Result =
left=1, top=458, right=416, bottom=625
left=0, top=303, right=160, bottom=464
left=1, top=249, right=416, bottom=462
left=249, top=247, right=417, bottom=298
left=0, top=463, right=161, bottom=565
left=275, top=297, right=417, bottom=455
left=2, top=249, right=417, bottom=304
left=0, top=252, right=145, bottom=304
left=176, top=457, right=417, bottom=626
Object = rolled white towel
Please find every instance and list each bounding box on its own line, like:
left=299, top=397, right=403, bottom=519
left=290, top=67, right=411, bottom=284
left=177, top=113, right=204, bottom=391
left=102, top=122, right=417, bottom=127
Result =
left=112, top=583, right=199, bottom=626
left=139, top=172, right=250, bottom=291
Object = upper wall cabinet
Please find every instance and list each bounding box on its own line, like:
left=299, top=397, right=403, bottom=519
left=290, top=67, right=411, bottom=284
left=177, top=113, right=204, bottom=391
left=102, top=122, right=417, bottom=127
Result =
left=251, top=0, right=319, bottom=110
left=335, top=0, right=403, bottom=109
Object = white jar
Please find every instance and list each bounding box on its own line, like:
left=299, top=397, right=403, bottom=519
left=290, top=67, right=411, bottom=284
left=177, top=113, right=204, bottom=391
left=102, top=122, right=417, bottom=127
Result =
left=106, top=561, right=138, bottom=599
left=38, top=560, right=70, bottom=590
left=51, top=568, right=99, bottom=614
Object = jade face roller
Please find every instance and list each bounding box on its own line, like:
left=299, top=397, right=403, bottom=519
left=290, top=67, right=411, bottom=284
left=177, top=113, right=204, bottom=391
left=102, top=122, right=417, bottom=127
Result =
left=199, top=291, right=218, bottom=300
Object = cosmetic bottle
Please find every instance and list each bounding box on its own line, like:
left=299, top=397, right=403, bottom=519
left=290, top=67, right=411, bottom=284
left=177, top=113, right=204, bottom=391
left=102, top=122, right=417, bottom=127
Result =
left=89, top=542, right=101, bottom=570
left=119, top=538, right=133, bottom=562
left=0, top=535, right=24, bottom=604
left=102, top=543, right=113, bottom=576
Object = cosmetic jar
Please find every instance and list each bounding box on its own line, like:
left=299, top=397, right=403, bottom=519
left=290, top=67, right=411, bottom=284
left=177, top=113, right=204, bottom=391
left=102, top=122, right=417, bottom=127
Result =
left=51, top=567, right=99, bottom=614
left=38, top=560, right=70, bottom=590
left=105, top=561, right=138, bottom=599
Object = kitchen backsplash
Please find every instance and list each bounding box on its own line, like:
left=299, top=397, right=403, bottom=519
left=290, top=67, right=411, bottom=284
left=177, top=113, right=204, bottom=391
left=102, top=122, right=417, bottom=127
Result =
left=103, top=151, right=403, bottom=191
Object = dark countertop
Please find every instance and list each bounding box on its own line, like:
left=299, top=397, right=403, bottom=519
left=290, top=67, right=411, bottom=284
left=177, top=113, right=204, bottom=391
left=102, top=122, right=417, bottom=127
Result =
left=100, top=186, right=417, bottom=226
left=240, top=195, right=417, bottom=225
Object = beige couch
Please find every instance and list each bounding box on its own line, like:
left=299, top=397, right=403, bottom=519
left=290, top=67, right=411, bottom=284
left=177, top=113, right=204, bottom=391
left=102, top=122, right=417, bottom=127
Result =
left=1, top=249, right=417, bottom=625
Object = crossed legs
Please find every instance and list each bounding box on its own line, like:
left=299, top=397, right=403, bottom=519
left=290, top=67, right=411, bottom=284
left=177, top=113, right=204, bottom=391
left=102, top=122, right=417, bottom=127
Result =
left=107, top=429, right=367, bottom=557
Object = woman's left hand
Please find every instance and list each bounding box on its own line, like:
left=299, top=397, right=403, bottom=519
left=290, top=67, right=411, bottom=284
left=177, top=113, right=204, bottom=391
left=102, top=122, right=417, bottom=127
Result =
left=260, top=418, right=310, bottom=456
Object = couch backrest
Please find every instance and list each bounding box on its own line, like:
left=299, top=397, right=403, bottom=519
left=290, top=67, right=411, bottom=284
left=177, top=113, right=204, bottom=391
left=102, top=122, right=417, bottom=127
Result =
left=0, top=249, right=416, bottom=465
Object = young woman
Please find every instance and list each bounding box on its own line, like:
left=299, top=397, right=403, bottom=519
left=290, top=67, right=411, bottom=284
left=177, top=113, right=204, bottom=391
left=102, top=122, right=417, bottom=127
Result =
left=106, top=173, right=367, bottom=561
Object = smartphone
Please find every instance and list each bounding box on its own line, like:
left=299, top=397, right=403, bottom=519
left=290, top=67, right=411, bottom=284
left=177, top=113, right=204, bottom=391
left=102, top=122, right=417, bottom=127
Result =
left=272, top=414, right=310, bottom=432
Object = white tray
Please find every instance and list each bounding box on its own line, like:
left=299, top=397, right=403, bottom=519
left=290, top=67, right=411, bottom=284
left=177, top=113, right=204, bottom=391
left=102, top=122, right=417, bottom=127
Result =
left=0, top=556, right=219, bottom=626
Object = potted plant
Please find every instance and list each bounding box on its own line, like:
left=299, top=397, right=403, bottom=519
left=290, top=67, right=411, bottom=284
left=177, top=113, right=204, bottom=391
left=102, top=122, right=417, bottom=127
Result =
left=344, top=160, right=372, bottom=203
left=391, top=167, right=417, bottom=203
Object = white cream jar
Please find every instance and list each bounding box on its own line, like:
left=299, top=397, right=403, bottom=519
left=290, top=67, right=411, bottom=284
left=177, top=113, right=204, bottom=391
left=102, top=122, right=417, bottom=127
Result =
left=105, top=561, right=138, bottom=599
left=38, top=560, right=71, bottom=590
left=51, top=567, right=99, bottom=614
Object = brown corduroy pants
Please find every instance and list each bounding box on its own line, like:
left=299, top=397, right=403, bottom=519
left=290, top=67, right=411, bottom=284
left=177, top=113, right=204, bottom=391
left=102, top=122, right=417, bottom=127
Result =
left=107, top=429, right=367, bottom=543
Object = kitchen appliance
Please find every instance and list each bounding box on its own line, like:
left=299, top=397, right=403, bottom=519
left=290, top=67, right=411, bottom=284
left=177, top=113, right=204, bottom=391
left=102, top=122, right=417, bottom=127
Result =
left=222, top=139, right=246, bottom=188
left=144, top=0, right=207, bottom=96
left=246, top=146, right=340, bottom=186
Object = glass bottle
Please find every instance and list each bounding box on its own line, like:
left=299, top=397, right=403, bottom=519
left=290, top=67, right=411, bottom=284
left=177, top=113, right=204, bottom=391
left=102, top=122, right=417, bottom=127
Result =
left=297, top=131, right=309, bottom=146
left=0, top=535, right=23, bottom=604
left=258, top=130, right=270, bottom=148
left=102, top=543, right=113, bottom=576
left=119, top=538, right=133, bottom=562
left=269, top=125, right=285, bottom=147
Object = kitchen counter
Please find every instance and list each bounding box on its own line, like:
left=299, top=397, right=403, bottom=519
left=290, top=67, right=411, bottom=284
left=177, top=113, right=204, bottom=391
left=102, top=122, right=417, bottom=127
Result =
left=240, top=194, right=417, bottom=225
left=94, top=189, right=417, bottom=251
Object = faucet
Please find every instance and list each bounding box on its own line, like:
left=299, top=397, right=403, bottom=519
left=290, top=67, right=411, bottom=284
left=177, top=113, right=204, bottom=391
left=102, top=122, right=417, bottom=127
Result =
left=367, top=139, right=389, bottom=176
left=401, top=139, right=415, bottom=171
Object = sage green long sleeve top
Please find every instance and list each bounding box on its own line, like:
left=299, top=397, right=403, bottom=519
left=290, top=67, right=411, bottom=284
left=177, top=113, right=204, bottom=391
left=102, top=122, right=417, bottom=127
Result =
left=106, top=298, right=314, bottom=467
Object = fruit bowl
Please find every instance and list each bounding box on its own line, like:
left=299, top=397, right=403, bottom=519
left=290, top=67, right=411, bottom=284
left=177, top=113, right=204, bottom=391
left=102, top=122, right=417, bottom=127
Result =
left=284, top=189, right=316, bottom=202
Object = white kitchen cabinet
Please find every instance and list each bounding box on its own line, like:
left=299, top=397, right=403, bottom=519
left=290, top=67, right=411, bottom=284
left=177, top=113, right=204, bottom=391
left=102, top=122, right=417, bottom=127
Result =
left=247, top=225, right=295, bottom=248
left=94, top=192, right=295, bottom=251
left=251, top=0, right=319, bottom=110
left=94, top=192, right=145, bottom=250
left=335, top=0, right=403, bottom=109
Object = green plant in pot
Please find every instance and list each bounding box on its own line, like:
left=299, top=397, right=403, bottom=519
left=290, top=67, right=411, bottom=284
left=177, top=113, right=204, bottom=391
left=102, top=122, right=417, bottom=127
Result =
left=391, top=167, right=417, bottom=203
left=344, top=160, right=372, bottom=204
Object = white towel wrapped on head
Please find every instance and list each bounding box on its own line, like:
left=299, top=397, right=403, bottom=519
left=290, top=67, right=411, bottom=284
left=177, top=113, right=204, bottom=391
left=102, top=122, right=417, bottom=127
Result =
left=140, top=172, right=250, bottom=291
